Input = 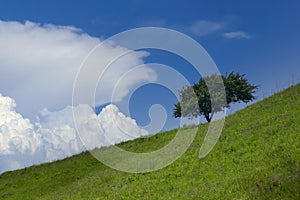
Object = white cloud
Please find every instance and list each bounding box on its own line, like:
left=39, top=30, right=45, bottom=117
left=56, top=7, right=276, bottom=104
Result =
left=223, top=31, right=252, bottom=39
left=189, top=20, right=223, bottom=36
left=0, top=93, right=148, bottom=174
left=0, top=20, right=154, bottom=174
left=0, top=20, right=156, bottom=117
left=0, top=94, right=42, bottom=156
left=0, top=93, right=44, bottom=172
left=170, top=20, right=223, bottom=37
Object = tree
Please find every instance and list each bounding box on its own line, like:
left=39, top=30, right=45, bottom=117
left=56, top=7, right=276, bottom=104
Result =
left=173, top=72, right=258, bottom=122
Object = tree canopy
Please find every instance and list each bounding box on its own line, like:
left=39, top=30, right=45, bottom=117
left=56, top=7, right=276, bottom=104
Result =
left=173, top=72, right=258, bottom=122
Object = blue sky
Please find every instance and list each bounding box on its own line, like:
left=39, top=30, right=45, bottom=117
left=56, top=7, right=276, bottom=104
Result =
left=1, top=0, right=300, bottom=131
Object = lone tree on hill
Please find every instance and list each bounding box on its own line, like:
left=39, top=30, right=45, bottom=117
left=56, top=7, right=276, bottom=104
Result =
left=173, top=72, right=258, bottom=122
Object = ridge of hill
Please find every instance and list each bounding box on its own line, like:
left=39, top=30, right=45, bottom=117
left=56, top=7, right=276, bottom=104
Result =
left=0, top=84, right=299, bottom=199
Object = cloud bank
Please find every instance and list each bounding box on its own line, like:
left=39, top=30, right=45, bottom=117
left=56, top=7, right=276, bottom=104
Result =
left=0, top=20, right=156, bottom=117
left=0, top=93, right=148, bottom=174
left=0, top=20, right=154, bottom=174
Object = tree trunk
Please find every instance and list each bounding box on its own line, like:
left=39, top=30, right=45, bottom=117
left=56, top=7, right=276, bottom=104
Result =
left=209, top=112, right=214, bottom=122
left=204, top=113, right=211, bottom=122
left=204, top=112, right=214, bottom=123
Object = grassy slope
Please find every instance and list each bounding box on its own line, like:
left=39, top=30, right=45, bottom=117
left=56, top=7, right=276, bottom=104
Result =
left=0, top=84, right=299, bottom=199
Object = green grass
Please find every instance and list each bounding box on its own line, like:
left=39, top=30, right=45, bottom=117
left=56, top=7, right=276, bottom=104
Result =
left=1, top=84, right=300, bottom=199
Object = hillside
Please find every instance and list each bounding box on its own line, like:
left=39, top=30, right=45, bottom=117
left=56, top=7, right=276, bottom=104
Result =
left=0, top=84, right=299, bottom=199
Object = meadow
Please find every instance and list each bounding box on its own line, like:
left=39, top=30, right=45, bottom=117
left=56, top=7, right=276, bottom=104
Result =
left=0, top=84, right=299, bottom=199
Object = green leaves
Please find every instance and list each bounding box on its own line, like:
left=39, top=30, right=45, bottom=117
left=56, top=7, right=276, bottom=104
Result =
left=225, top=72, right=258, bottom=104
left=174, top=72, right=258, bottom=122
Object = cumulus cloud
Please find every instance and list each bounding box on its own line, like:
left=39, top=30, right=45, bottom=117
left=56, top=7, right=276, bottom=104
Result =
left=0, top=94, right=44, bottom=172
left=0, top=20, right=156, bottom=117
left=0, top=94, right=42, bottom=156
left=223, top=31, right=252, bottom=39
left=0, top=20, right=154, bottom=174
left=0, top=93, right=148, bottom=174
